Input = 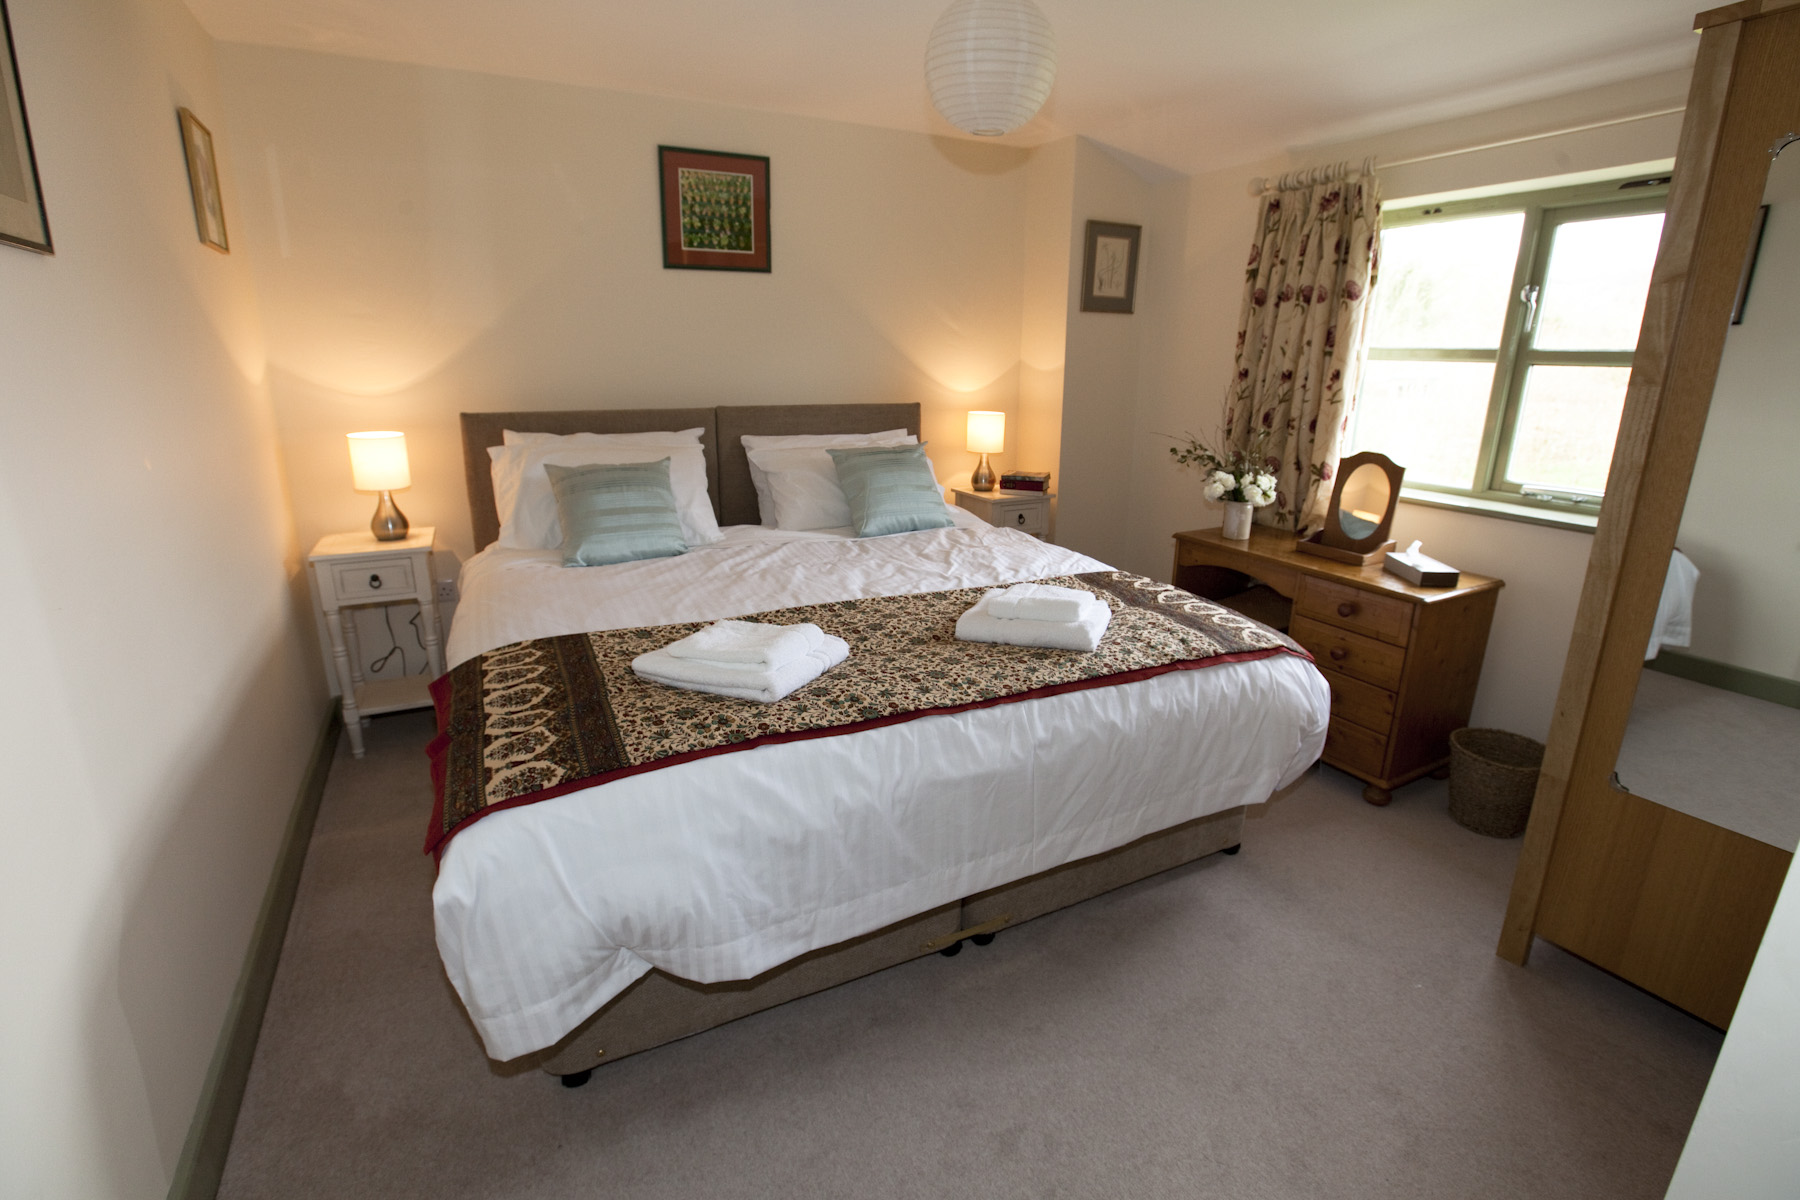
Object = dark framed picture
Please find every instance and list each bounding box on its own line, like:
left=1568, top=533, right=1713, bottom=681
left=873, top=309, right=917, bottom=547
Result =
left=0, top=0, right=51, bottom=254
left=178, top=108, right=228, bottom=253
left=659, top=145, right=770, bottom=272
left=1080, top=220, right=1141, bottom=313
left=1730, top=203, right=1769, bottom=325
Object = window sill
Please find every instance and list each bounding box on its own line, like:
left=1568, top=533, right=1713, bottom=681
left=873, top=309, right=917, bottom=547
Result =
left=1398, top=488, right=1599, bottom=533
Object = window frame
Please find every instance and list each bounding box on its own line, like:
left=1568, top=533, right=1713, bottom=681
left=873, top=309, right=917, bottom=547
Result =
left=1359, top=174, right=1670, bottom=517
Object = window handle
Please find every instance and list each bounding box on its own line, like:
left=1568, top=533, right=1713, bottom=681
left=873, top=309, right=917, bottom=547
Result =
left=1520, top=284, right=1541, bottom=335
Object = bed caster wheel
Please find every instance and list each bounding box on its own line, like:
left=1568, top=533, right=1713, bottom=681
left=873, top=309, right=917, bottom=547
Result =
left=559, top=1070, right=593, bottom=1089
left=970, top=932, right=995, bottom=946
left=1221, top=843, right=1242, bottom=856
left=939, top=940, right=964, bottom=957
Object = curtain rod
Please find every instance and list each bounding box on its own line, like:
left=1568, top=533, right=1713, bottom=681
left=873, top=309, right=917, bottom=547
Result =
left=1247, top=105, right=1687, bottom=195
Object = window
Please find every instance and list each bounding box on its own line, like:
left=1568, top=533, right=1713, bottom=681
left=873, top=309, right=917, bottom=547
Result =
left=1347, top=176, right=1668, bottom=515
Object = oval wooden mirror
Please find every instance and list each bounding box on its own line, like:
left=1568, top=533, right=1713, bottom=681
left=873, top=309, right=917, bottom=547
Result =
left=1320, top=451, right=1404, bottom=552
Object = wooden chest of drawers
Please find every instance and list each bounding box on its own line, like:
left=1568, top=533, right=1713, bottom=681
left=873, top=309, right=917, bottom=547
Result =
left=1172, top=526, right=1502, bottom=805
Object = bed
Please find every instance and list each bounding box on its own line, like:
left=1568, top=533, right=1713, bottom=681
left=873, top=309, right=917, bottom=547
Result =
left=432, top=403, right=1329, bottom=1083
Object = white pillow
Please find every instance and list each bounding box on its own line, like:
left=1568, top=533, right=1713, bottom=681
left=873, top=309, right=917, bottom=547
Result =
left=491, top=442, right=722, bottom=549
left=740, top=429, right=915, bottom=527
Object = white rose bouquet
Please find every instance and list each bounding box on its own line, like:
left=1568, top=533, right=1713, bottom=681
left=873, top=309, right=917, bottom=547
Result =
left=1167, top=428, right=1277, bottom=509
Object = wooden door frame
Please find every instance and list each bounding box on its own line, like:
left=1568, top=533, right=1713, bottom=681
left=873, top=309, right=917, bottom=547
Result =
left=1499, top=2, right=1800, bottom=969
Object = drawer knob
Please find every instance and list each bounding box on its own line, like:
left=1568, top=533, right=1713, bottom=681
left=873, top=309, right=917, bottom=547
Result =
left=1337, top=602, right=1357, bottom=617
left=1014, top=512, right=1027, bottom=525
left=368, top=574, right=383, bottom=590
left=1329, top=647, right=1348, bottom=661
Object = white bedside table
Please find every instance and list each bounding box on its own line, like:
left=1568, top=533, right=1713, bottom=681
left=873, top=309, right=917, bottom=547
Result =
left=308, top=528, right=443, bottom=757
left=952, top=488, right=1054, bottom=540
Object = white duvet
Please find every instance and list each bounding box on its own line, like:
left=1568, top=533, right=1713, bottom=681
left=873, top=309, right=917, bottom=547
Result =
left=434, top=510, right=1329, bottom=1060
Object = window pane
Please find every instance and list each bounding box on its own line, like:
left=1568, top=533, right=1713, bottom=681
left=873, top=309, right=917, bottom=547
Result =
left=1505, top=365, right=1631, bottom=493
left=1367, top=212, right=1524, bottom=349
left=1350, top=360, right=1493, bottom=488
left=1533, top=212, right=1664, bottom=350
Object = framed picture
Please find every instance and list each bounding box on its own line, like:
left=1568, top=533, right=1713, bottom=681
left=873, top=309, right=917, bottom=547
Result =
left=659, top=145, right=770, bottom=272
left=1080, top=220, right=1141, bottom=313
left=0, top=0, right=51, bottom=254
left=178, top=107, right=228, bottom=253
left=1730, top=203, right=1769, bottom=325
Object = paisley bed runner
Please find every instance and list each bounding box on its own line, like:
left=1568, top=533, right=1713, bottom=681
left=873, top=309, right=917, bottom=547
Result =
left=425, top=571, right=1310, bottom=857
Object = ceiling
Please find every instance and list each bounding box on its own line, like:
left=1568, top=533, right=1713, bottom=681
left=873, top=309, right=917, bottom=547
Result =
left=182, top=0, right=1702, bottom=175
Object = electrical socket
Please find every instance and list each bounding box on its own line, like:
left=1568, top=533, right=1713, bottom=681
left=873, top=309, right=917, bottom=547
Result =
left=435, top=578, right=459, bottom=604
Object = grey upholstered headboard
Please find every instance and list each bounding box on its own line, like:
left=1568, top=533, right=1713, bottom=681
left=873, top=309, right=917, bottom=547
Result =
left=461, top=403, right=922, bottom=550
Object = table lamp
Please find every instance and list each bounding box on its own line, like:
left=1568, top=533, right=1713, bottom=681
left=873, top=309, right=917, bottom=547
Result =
left=347, top=431, right=411, bottom=541
left=966, top=410, right=1005, bottom=492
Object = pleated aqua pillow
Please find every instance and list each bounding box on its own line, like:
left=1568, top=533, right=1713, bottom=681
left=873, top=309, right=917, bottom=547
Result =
left=545, top=459, right=689, bottom=567
left=827, top=444, right=954, bottom=538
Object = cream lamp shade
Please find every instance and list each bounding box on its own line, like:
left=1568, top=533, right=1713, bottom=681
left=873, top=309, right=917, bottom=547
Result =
left=966, top=410, right=1005, bottom=491
left=346, top=431, right=411, bottom=540
left=347, top=431, right=411, bottom=491
left=925, top=0, right=1058, bottom=138
left=966, top=410, right=1005, bottom=453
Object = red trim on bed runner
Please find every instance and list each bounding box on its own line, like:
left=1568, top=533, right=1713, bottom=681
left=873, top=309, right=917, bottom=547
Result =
left=422, top=642, right=1301, bottom=861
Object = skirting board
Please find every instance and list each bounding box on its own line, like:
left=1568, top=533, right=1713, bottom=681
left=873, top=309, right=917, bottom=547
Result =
left=1647, top=649, right=1800, bottom=710
left=167, top=703, right=341, bottom=1200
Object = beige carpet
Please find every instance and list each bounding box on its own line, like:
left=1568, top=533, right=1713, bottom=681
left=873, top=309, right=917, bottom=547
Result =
left=218, top=710, right=1720, bottom=1199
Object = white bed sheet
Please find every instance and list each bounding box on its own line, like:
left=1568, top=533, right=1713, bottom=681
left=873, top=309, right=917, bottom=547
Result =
left=434, top=514, right=1329, bottom=1060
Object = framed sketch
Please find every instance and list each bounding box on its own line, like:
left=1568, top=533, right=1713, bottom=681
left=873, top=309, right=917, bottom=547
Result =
left=659, top=145, right=770, bottom=272
left=0, top=0, right=51, bottom=254
left=1730, top=203, right=1769, bottom=325
left=178, top=108, right=228, bottom=253
left=1080, top=220, right=1140, bottom=313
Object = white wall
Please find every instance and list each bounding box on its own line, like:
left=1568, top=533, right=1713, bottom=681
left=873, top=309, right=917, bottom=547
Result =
left=1120, top=70, right=1693, bottom=740
left=1017, top=136, right=1075, bottom=536
left=213, top=44, right=1035, bottom=565
left=0, top=0, right=326, bottom=1195
left=1678, top=149, right=1800, bottom=682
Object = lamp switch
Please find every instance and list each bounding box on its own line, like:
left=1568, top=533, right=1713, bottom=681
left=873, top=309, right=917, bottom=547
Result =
left=435, top=578, right=459, bottom=604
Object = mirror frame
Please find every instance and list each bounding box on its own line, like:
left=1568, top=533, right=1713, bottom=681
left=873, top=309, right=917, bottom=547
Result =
left=1319, top=451, right=1405, bottom=552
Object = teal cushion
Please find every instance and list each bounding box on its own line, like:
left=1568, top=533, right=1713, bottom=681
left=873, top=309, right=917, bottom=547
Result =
left=827, top=444, right=954, bottom=538
left=545, top=459, right=689, bottom=567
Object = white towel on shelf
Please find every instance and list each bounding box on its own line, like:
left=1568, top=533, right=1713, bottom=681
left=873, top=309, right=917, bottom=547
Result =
left=955, top=590, right=1112, bottom=653
left=984, top=582, right=1094, bottom=624
left=665, top=619, right=825, bottom=668
left=633, top=635, right=850, bottom=703
left=1645, top=549, right=1700, bottom=660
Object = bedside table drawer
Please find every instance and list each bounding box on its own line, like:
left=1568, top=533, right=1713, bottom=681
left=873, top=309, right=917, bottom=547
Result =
left=1320, top=666, right=1395, bottom=736
left=1291, top=615, right=1405, bottom=691
left=1296, top=576, right=1412, bottom=646
left=330, top=557, right=416, bottom=602
left=996, top=504, right=1045, bottom=535
left=1324, top=715, right=1389, bottom=778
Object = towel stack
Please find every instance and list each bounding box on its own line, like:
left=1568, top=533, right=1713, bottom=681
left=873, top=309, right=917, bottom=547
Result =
left=955, top=583, right=1111, bottom=652
left=632, top=619, right=849, bottom=703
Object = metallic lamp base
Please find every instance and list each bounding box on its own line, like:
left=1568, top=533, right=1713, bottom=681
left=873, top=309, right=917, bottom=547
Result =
left=371, top=491, right=410, bottom=541
left=970, top=453, right=997, bottom=492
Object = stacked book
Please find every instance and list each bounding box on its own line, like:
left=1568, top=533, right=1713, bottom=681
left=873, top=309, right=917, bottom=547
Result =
left=998, top=470, right=1052, bottom=493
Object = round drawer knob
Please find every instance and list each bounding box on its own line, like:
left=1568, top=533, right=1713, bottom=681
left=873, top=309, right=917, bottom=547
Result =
left=369, top=574, right=383, bottom=589
left=1014, top=512, right=1027, bottom=525
left=1329, top=647, right=1348, bottom=661
left=1337, top=602, right=1356, bottom=617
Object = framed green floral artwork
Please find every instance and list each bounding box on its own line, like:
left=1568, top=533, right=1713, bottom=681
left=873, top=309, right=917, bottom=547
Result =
left=659, top=145, right=770, bottom=272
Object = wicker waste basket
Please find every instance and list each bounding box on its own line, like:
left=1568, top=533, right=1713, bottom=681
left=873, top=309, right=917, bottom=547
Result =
left=1447, top=728, right=1545, bottom=838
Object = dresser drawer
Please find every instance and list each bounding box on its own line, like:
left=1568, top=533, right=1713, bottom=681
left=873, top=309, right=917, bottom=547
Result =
left=1291, top=614, right=1406, bottom=691
left=1296, top=576, right=1412, bottom=646
left=1324, top=716, right=1389, bottom=779
left=330, top=557, right=415, bottom=602
left=1320, top=666, right=1395, bottom=736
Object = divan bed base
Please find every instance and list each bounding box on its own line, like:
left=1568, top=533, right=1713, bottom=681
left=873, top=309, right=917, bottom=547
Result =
left=538, top=805, right=1246, bottom=1083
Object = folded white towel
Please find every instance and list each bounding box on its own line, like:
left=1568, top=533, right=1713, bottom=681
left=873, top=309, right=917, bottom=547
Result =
left=633, top=634, right=850, bottom=703
left=955, top=590, right=1112, bottom=652
left=665, top=619, right=825, bottom=668
left=985, top=583, right=1096, bottom=624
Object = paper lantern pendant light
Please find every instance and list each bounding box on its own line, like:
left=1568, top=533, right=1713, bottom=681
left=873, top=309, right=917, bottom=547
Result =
left=925, top=0, right=1057, bottom=137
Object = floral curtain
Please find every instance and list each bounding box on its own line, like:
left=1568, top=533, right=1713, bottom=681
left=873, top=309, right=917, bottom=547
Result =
left=1225, top=165, right=1381, bottom=536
